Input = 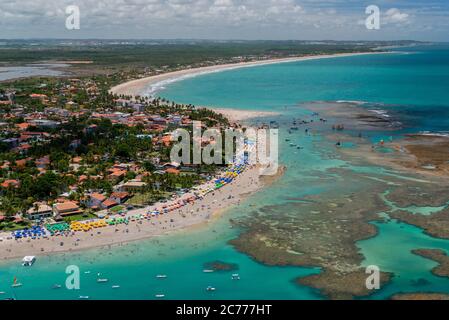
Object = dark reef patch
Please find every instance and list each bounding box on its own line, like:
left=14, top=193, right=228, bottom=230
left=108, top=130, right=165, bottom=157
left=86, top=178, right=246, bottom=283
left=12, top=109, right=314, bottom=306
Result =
left=203, top=261, right=239, bottom=272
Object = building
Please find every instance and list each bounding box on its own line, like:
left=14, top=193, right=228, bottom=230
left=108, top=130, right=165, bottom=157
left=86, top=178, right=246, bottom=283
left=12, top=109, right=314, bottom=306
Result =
left=110, top=192, right=130, bottom=204
left=27, top=203, right=53, bottom=220
left=53, top=202, right=83, bottom=218
left=118, top=180, right=147, bottom=192
left=88, top=193, right=107, bottom=209
left=101, top=199, right=118, bottom=209
left=1, top=179, right=20, bottom=189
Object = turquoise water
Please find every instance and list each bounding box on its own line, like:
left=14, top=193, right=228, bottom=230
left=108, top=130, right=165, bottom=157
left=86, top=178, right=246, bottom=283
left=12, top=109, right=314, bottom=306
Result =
left=2, top=45, right=449, bottom=300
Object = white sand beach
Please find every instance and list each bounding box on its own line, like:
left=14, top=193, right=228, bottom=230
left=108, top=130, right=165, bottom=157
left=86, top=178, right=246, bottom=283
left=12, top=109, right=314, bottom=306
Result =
left=0, top=51, right=381, bottom=261
left=109, top=52, right=385, bottom=98
left=208, top=107, right=280, bottom=123
left=0, top=165, right=268, bottom=260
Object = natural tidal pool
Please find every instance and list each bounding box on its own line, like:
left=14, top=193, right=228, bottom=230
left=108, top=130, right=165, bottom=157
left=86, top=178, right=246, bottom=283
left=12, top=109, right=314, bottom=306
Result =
left=2, top=45, right=449, bottom=299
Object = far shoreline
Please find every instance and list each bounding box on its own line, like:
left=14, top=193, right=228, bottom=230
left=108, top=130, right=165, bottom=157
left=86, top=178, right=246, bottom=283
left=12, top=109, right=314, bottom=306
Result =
left=109, top=51, right=391, bottom=98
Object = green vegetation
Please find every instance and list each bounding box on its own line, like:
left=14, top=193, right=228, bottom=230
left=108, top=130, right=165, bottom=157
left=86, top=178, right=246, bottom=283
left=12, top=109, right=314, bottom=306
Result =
left=63, top=212, right=97, bottom=223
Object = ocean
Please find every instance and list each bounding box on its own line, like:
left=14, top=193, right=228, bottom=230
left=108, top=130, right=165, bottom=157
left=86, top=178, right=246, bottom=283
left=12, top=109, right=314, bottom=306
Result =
left=1, top=44, right=449, bottom=300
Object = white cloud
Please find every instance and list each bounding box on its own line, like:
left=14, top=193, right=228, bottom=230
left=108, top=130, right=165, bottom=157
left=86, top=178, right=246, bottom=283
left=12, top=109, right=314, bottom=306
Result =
left=383, top=8, right=410, bottom=25
left=0, top=0, right=446, bottom=40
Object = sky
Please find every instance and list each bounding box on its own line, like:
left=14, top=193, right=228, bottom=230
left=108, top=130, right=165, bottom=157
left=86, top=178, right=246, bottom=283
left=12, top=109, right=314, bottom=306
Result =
left=0, top=0, right=448, bottom=41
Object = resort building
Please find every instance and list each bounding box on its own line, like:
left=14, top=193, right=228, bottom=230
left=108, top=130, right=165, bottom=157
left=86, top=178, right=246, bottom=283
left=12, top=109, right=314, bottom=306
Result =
left=88, top=193, right=107, bottom=209
left=117, top=180, right=147, bottom=192
left=26, top=203, right=53, bottom=220
left=101, top=199, right=118, bottom=209
left=53, top=202, right=83, bottom=218
left=109, top=192, right=130, bottom=204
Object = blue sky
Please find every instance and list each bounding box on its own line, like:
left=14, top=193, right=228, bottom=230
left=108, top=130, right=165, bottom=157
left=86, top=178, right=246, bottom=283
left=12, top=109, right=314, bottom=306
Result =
left=0, top=0, right=448, bottom=41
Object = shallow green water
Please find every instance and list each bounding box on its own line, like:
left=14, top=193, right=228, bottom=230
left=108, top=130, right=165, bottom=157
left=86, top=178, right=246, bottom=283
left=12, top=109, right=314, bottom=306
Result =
left=2, top=45, right=449, bottom=300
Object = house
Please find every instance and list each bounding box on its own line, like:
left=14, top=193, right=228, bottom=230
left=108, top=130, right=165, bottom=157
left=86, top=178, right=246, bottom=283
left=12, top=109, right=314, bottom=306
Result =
left=108, top=169, right=127, bottom=182
left=53, top=202, right=83, bottom=218
left=35, top=156, right=50, bottom=169
left=166, top=168, right=181, bottom=175
left=29, top=119, right=60, bottom=129
left=101, top=199, right=118, bottom=209
left=27, top=203, right=53, bottom=220
left=29, top=93, right=48, bottom=99
left=110, top=192, right=130, bottom=204
left=15, top=143, right=32, bottom=154
left=88, top=193, right=107, bottom=208
left=160, top=134, right=173, bottom=147
left=118, top=180, right=147, bottom=192
left=1, top=138, right=19, bottom=148
left=130, top=103, right=144, bottom=113
left=1, top=179, right=20, bottom=189
left=16, top=123, right=31, bottom=131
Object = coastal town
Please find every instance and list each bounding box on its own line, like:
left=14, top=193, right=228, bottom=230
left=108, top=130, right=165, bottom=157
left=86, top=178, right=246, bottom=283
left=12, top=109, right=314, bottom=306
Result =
left=0, top=71, right=237, bottom=235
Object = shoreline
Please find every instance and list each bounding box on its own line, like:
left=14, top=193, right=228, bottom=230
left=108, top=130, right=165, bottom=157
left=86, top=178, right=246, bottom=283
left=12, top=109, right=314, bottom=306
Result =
left=0, top=52, right=384, bottom=261
left=0, top=165, right=283, bottom=261
left=109, top=51, right=388, bottom=97
left=207, top=107, right=280, bottom=123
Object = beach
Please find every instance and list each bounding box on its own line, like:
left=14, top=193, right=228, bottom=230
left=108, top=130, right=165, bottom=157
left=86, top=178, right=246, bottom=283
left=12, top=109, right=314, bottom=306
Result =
left=0, top=164, right=269, bottom=260
left=208, top=107, right=279, bottom=123
left=109, top=52, right=385, bottom=98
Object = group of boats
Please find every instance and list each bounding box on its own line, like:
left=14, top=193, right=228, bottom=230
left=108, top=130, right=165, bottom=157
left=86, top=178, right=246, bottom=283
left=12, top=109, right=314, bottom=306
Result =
left=6, top=260, right=242, bottom=300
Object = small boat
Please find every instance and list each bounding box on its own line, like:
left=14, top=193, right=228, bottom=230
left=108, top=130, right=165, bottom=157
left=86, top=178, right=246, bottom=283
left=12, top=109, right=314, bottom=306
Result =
left=156, top=275, right=167, bottom=279
left=155, top=294, right=165, bottom=298
left=203, top=269, right=214, bottom=273
left=52, top=284, right=62, bottom=289
left=290, top=127, right=299, bottom=131
left=22, top=256, right=36, bottom=267
left=79, top=296, right=90, bottom=300
left=111, top=285, right=120, bottom=289
left=84, top=271, right=91, bottom=274
left=97, top=278, right=109, bottom=283
left=231, top=274, right=240, bottom=280
left=0, top=291, right=5, bottom=295
left=206, top=286, right=216, bottom=292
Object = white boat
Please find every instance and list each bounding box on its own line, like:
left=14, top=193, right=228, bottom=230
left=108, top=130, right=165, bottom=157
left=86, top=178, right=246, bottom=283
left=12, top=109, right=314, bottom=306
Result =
left=155, top=294, right=165, bottom=298
left=203, top=269, right=214, bottom=273
left=52, top=284, right=62, bottom=289
left=0, top=291, right=5, bottom=295
left=84, top=271, right=91, bottom=274
left=156, top=275, right=167, bottom=279
left=79, top=296, right=90, bottom=300
left=97, top=278, right=109, bottom=283
left=231, top=274, right=240, bottom=280
left=206, top=286, right=216, bottom=292
left=112, top=285, right=120, bottom=289
left=22, top=256, right=36, bottom=266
